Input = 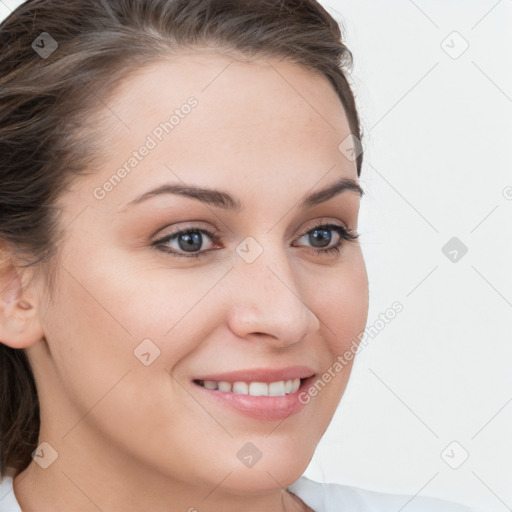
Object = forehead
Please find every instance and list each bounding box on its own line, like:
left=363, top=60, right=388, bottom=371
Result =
left=74, top=51, right=357, bottom=212
left=106, top=50, right=348, bottom=127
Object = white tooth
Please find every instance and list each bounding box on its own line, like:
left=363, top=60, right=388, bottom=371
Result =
left=268, top=381, right=286, bottom=396
left=232, top=381, right=249, bottom=395
left=217, top=381, right=232, bottom=392
left=248, top=382, right=269, bottom=396
left=206, top=379, right=300, bottom=396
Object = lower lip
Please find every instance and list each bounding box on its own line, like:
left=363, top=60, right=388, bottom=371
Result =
left=191, top=376, right=316, bottom=421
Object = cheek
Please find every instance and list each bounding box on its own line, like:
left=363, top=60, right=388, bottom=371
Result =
left=43, top=265, right=203, bottom=459
left=296, top=251, right=368, bottom=414
left=43, top=266, right=135, bottom=406
left=305, top=250, right=369, bottom=355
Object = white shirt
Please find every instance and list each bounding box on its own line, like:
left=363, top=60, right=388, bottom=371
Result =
left=287, top=476, right=475, bottom=511
left=0, top=474, right=475, bottom=511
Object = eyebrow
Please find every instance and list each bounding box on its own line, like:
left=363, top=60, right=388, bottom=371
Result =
left=120, top=176, right=364, bottom=213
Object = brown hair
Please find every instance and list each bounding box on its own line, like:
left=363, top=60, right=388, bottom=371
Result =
left=0, top=0, right=363, bottom=479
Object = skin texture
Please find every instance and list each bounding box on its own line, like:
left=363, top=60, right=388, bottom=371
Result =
left=1, top=52, right=368, bottom=512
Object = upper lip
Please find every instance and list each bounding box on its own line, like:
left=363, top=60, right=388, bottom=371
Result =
left=192, top=366, right=316, bottom=384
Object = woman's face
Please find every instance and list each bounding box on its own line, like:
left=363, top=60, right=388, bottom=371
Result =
left=23, top=52, right=368, bottom=503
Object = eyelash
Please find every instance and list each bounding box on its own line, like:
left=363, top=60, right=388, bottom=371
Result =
left=152, top=220, right=359, bottom=259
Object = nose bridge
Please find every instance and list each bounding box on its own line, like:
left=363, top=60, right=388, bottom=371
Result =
left=227, top=236, right=320, bottom=344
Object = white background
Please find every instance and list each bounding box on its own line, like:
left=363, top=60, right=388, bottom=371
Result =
left=1, top=1, right=510, bottom=511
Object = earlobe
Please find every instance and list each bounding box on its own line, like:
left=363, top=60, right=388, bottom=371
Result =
left=0, top=261, right=45, bottom=350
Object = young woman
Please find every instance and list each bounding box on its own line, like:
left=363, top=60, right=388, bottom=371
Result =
left=0, top=1, right=474, bottom=510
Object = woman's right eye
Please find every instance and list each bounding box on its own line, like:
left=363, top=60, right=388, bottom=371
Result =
left=153, top=226, right=219, bottom=259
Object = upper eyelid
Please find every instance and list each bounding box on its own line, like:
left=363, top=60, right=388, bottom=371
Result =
left=155, top=218, right=350, bottom=239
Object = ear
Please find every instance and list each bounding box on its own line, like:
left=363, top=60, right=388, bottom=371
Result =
left=0, top=251, right=45, bottom=349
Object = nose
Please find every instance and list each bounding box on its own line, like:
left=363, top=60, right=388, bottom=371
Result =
left=225, top=246, right=321, bottom=349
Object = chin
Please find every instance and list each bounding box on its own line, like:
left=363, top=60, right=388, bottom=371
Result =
left=218, top=444, right=313, bottom=495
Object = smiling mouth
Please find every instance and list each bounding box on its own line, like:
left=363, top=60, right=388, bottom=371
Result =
left=190, top=373, right=317, bottom=421
left=193, top=378, right=304, bottom=397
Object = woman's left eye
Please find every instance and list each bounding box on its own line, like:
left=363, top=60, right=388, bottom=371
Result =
left=153, top=222, right=359, bottom=259
left=294, top=223, right=359, bottom=256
